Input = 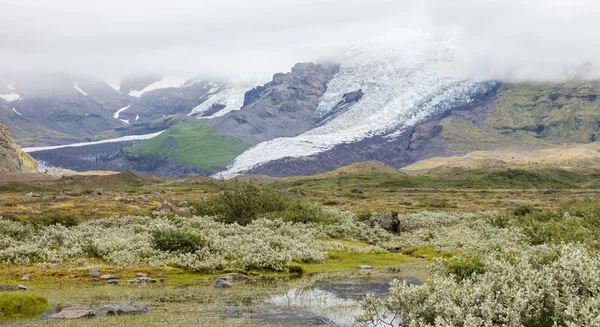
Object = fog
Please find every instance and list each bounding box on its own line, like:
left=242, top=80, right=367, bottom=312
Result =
left=1, top=0, right=599, bottom=82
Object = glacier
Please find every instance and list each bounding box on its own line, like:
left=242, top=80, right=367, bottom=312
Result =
left=220, top=35, right=493, bottom=177
left=0, top=93, right=22, bottom=102
left=188, top=79, right=264, bottom=118
left=129, top=76, right=188, bottom=97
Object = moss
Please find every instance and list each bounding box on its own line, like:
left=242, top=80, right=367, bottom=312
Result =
left=0, top=292, right=48, bottom=319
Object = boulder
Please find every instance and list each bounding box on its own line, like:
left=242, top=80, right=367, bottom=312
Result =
left=214, top=278, right=233, bottom=288
left=136, top=272, right=148, bottom=278
left=94, top=306, right=114, bottom=316
left=107, top=279, right=120, bottom=285
left=17, top=284, right=27, bottom=290
left=178, top=201, right=188, bottom=207
left=146, top=278, right=159, bottom=284
left=156, top=201, right=174, bottom=211
left=158, top=273, right=167, bottom=279
left=20, top=274, right=31, bottom=281
left=92, top=188, right=104, bottom=196
left=26, top=192, right=42, bottom=198
left=100, top=274, right=115, bottom=280
left=89, top=270, right=100, bottom=278
left=49, top=306, right=95, bottom=319
left=358, top=265, right=374, bottom=270
left=113, top=301, right=148, bottom=315
left=127, top=279, right=141, bottom=284
left=369, top=211, right=400, bottom=234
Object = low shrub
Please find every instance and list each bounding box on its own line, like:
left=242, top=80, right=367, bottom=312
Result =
left=417, top=198, right=457, bottom=208
left=191, top=180, right=332, bottom=225
left=513, top=204, right=536, bottom=216
left=151, top=229, right=207, bottom=253
left=31, top=213, right=78, bottom=228
left=0, top=292, right=48, bottom=317
left=288, top=263, right=305, bottom=276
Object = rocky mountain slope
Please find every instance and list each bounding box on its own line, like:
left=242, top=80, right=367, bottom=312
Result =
left=0, top=124, right=36, bottom=172
left=9, top=36, right=600, bottom=178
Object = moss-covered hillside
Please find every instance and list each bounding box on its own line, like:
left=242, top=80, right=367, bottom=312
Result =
left=440, top=82, right=600, bottom=150
left=0, top=124, right=37, bottom=172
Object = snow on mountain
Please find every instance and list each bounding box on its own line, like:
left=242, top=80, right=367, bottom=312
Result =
left=220, top=35, right=493, bottom=177
left=188, top=79, right=264, bottom=118
left=23, top=131, right=165, bottom=153
left=73, top=82, right=88, bottom=96
left=113, top=104, right=131, bottom=119
left=0, top=93, right=21, bottom=102
left=12, top=108, right=22, bottom=116
left=105, top=80, right=121, bottom=93
left=128, top=76, right=188, bottom=97
left=6, top=84, right=15, bottom=91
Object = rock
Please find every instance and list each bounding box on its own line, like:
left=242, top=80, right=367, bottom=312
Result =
left=249, top=272, right=259, bottom=276
left=136, top=272, right=148, bottom=278
left=20, top=274, right=31, bottom=281
left=217, top=274, right=248, bottom=282
left=351, top=188, right=363, bottom=194
left=369, top=211, right=400, bottom=234
left=100, top=274, right=115, bottom=280
left=49, top=306, right=95, bottom=319
left=178, top=201, right=188, bottom=207
left=158, top=273, right=167, bottom=278
left=26, top=192, right=42, bottom=198
left=145, top=189, right=153, bottom=194
left=92, top=188, right=104, bottom=196
left=146, top=278, right=159, bottom=284
left=358, top=265, right=374, bottom=270
left=114, top=196, right=123, bottom=201
left=127, top=279, right=141, bottom=284
left=17, top=284, right=27, bottom=290
left=69, top=274, right=77, bottom=279
left=107, top=279, right=120, bottom=285
left=114, top=301, right=149, bottom=315
left=419, top=255, right=428, bottom=259
left=89, top=270, right=100, bottom=278
left=156, top=201, right=174, bottom=211
left=94, top=306, right=114, bottom=316
left=176, top=207, right=192, bottom=217
left=214, top=278, right=233, bottom=288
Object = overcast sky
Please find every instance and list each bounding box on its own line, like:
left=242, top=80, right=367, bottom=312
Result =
left=1, top=0, right=599, bottom=82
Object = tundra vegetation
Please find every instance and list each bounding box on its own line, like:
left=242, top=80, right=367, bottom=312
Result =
left=1, top=167, right=600, bottom=326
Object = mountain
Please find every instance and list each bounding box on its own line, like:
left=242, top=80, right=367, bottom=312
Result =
left=10, top=36, right=600, bottom=178
left=0, top=72, right=219, bottom=147
left=0, top=124, right=36, bottom=172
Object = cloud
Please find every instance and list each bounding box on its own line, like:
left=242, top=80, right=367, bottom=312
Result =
left=0, top=0, right=599, bottom=82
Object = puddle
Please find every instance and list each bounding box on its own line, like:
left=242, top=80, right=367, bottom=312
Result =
left=256, top=277, right=422, bottom=326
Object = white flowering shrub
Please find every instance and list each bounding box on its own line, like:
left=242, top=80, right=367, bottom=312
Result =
left=358, top=244, right=600, bottom=327
left=0, top=213, right=388, bottom=272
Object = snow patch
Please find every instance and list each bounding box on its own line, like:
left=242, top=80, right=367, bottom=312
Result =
left=0, top=93, right=21, bottom=102
left=188, top=79, right=264, bottom=118
left=73, top=82, right=88, bottom=96
left=128, top=76, right=188, bottom=97
left=135, top=114, right=140, bottom=121
left=120, top=119, right=129, bottom=124
left=113, top=104, right=131, bottom=119
left=11, top=108, right=22, bottom=116
left=23, top=131, right=165, bottom=153
left=220, top=35, right=492, bottom=177
left=105, top=80, right=122, bottom=93
left=6, top=84, right=15, bottom=91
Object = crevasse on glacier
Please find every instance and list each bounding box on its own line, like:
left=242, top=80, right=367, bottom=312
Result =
left=220, top=35, right=493, bottom=177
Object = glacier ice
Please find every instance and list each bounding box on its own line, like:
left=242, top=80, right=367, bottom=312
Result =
left=220, top=35, right=493, bottom=177
left=0, top=93, right=21, bottom=102
left=129, top=76, right=188, bottom=97
left=188, top=79, right=264, bottom=118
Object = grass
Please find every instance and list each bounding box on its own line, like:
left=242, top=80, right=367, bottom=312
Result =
left=300, top=251, right=415, bottom=274
left=124, top=121, right=252, bottom=171
left=0, top=292, right=48, bottom=320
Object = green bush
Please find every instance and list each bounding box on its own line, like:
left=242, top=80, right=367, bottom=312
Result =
left=513, top=204, right=536, bottom=216
left=191, top=180, right=332, bottom=225
left=0, top=292, right=48, bottom=317
left=31, top=213, right=78, bottom=227
left=151, top=229, right=207, bottom=253
left=441, top=255, right=486, bottom=281
left=355, top=211, right=373, bottom=222
left=288, top=263, right=305, bottom=276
